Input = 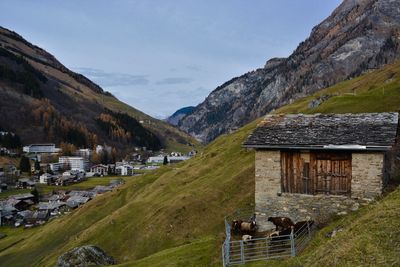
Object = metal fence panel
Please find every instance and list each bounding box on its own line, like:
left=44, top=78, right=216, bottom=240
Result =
left=222, top=219, right=316, bottom=267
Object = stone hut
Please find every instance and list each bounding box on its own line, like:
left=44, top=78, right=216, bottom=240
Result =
left=243, top=113, right=399, bottom=229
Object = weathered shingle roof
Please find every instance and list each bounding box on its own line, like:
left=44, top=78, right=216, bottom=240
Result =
left=243, top=113, right=399, bottom=151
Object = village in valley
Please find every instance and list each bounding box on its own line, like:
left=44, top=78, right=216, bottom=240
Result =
left=0, top=134, right=195, bottom=229
left=0, top=0, right=400, bottom=266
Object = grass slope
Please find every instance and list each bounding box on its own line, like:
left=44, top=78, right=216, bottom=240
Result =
left=1, top=61, right=400, bottom=266
left=277, top=60, right=400, bottom=114
left=0, top=120, right=259, bottom=267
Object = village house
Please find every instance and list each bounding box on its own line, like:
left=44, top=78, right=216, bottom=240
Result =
left=90, top=164, right=109, bottom=176
left=48, top=162, right=63, bottom=173
left=16, top=178, right=36, bottom=189
left=0, top=205, right=17, bottom=226
left=37, top=202, right=68, bottom=216
left=55, top=175, right=74, bottom=186
left=10, top=193, right=36, bottom=206
left=147, top=154, right=190, bottom=164
left=115, top=164, right=133, bottom=176
left=66, top=195, right=90, bottom=209
left=6, top=198, right=33, bottom=211
left=39, top=173, right=57, bottom=184
left=0, top=165, right=20, bottom=183
left=24, top=210, right=49, bottom=226
left=243, top=113, right=399, bottom=230
left=0, top=193, right=36, bottom=225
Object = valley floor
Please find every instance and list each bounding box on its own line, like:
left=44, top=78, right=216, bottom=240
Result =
left=1, top=60, right=400, bottom=266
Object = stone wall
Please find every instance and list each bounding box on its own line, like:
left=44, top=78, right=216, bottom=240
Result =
left=254, top=150, right=383, bottom=231
left=255, top=150, right=281, bottom=200
left=256, top=193, right=370, bottom=231
left=351, top=153, right=384, bottom=199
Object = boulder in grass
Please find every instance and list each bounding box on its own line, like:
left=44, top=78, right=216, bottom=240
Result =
left=56, top=245, right=116, bottom=267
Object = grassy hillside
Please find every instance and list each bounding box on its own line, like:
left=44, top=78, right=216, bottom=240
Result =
left=0, top=120, right=259, bottom=267
left=1, top=61, right=400, bottom=266
left=276, top=60, right=400, bottom=114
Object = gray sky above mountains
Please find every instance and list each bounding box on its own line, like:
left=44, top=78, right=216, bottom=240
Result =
left=0, top=0, right=340, bottom=118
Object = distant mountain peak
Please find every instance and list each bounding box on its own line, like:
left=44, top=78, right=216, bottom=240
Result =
left=166, top=106, right=195, bottom=126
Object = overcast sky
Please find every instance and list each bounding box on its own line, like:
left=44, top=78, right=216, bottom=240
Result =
left=0, top=0, right=341, bottom=118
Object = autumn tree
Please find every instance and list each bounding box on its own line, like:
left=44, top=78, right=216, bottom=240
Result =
left=60, top=142, right=77, bottom=156
left=91, top=150, right=102, bottom=165
left=111, top=148, right=117, bottom=163
left=19, top=156, right=31, bottom=173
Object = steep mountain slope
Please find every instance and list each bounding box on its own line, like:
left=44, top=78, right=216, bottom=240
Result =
left=0, top=26, right=198, bottom=152
left=1, top=59, right=400, bottom=266
left=166, top=106, right=195, bottom=126
left=178, top=0, right=400, bottom=143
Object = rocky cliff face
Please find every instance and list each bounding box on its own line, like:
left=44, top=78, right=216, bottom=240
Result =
left=178, top=0, right=400, bottom=143
left=166, top=106, right=195, bottom=126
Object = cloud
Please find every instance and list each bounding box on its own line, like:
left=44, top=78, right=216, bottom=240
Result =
left=185, top=64, right=202, bottom=72
left=73, top=67, right=149, bottom=87
left=156, top=77, right=194, bottom=85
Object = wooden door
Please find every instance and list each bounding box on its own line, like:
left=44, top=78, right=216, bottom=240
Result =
left=282, top=151, right=351, bottom=195
left=314, top=152, right=351, bottom=195
left=281, top=151, right=312, bottom=194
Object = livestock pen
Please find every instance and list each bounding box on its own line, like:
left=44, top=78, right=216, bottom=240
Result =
left=222, top=216, right=315, bottom=266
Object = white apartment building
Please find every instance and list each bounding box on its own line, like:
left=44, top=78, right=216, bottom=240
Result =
left=58, top=156, right=89, bottom=171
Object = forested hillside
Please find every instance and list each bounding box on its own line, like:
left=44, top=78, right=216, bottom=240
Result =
left=0, top=26, right=198, bottom=152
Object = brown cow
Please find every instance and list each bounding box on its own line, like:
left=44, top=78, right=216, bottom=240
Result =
left=267, top=217, right=294, bottom=231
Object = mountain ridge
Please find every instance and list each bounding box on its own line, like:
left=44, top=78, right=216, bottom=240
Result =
left=0, top=26, right=198, bottom=152
left=178, top=0, right=400, bottom=143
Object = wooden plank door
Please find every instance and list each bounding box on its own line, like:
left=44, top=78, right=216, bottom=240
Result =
left=314, top=152, right=351, bottom=195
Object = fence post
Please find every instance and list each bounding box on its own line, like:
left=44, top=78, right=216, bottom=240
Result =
left=307, top=220, right=311, bottom=237
left=222, top=243, right=225, bottom=267
left=240, top=240, right=244, bottom=263
left=290, top=228, right=296, bottom=257
left=223, top=218, right=230, bottom=266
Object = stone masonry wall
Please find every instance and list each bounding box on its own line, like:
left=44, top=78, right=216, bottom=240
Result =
left=351, top=153, right=384, bottom=199
left=255, top=150, right=281, bottom=202
left=255, top=150, right=382, bottom=231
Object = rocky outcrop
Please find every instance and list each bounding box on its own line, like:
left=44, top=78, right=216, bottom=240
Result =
left=56, top=245, right=116, bottom=267
left=178, top=0, right=400, bottom=143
